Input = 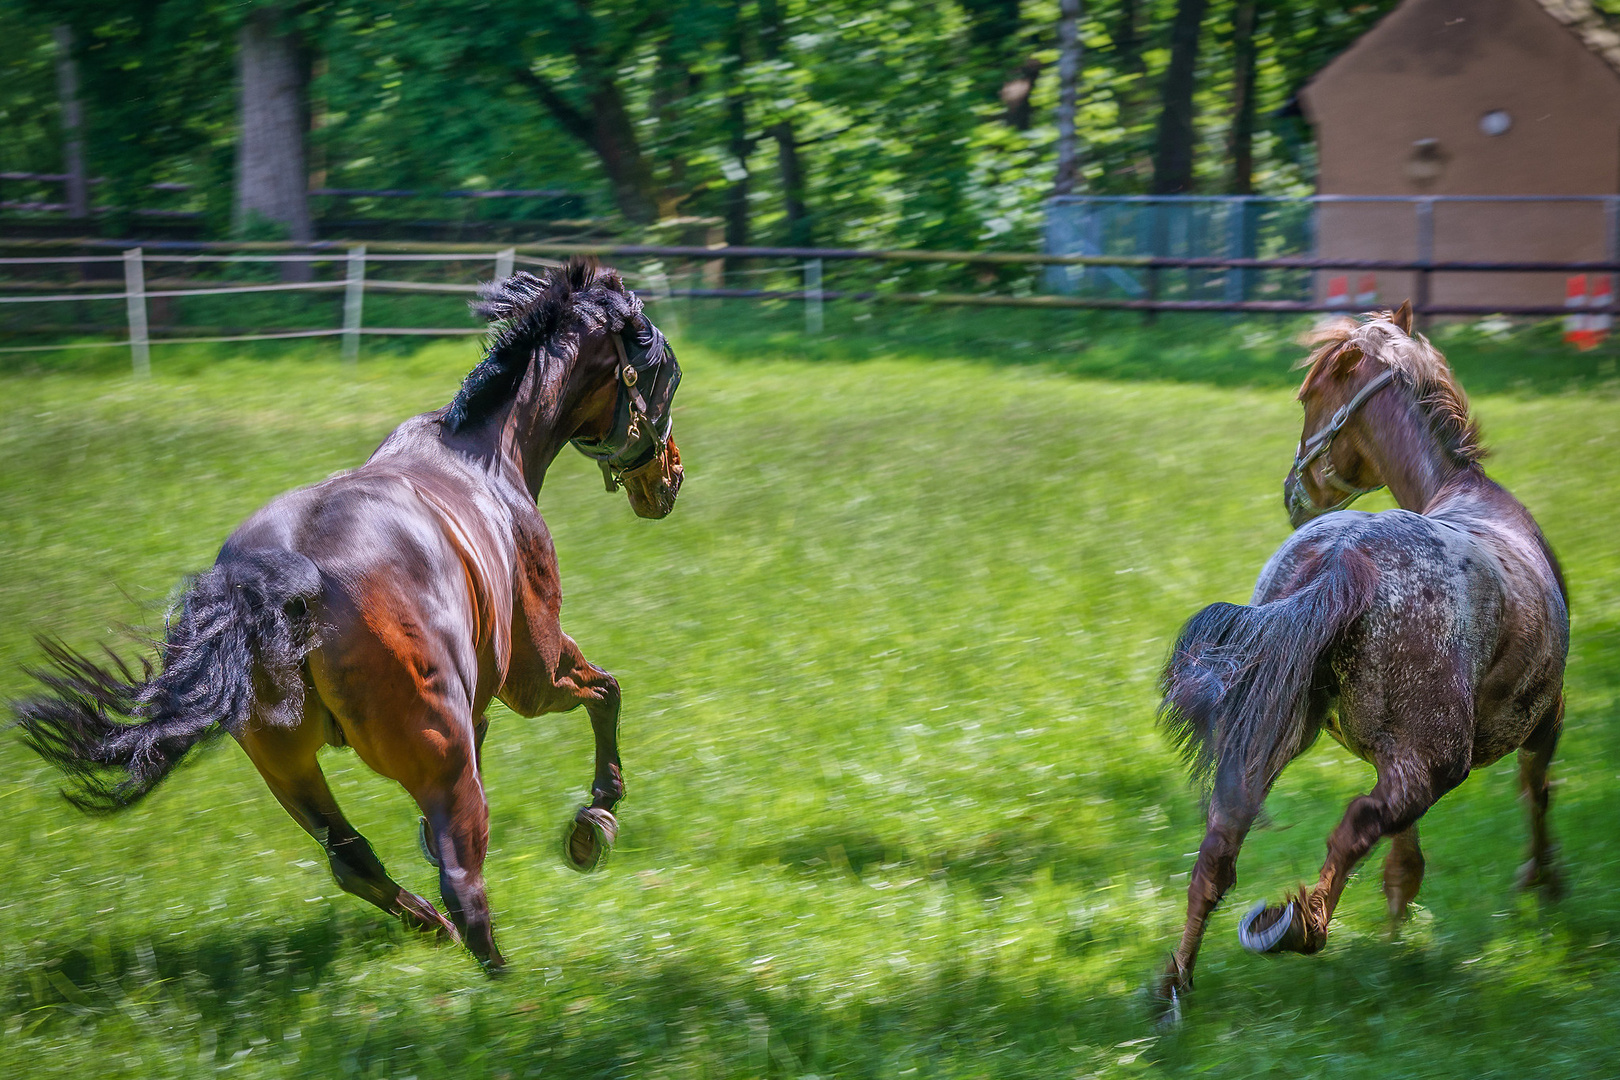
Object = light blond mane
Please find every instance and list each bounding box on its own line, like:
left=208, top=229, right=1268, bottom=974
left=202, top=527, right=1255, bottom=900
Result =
left=1295, top=311, right=1485, bottom=464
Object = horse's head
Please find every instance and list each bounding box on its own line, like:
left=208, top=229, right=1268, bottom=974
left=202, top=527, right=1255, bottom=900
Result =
left=571, top=312, right=684, bottom=519
left=1283, top=301, right=1415, bottom=528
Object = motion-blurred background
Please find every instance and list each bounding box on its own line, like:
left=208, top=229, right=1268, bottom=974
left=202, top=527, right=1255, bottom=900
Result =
left=2, top=2, right=1620, bottom=1078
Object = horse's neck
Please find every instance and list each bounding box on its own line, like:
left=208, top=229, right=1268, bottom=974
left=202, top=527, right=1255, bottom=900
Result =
left=1363, top=391, right=1473, bottom=514
left=460, top=348, right=579, bottom=501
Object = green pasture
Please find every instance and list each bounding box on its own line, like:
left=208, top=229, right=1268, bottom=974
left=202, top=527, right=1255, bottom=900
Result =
left=2, top=306, right=1618, bottom=1078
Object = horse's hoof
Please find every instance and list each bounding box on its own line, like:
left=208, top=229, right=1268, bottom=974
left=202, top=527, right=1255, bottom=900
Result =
left=562, top=806, right=618, bottom=873
left=1238, top=899, right=1306, bottom=954
left=1149, top=954, right=1189, bottom=1028
left=1155, top=983, right=1183, bottom=1030
left=1516, top=858, right=1567, bottom=901
left=418, top=816, right=441, bottom=869
left=396, top=890, right=458, bottom=941
left=1150, top=977, right=1185, bottom=1028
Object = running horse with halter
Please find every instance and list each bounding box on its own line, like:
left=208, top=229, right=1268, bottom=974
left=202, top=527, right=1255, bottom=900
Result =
left=13, top=258, right=683, bottom=970
left=1153, top=301, right=1569, bottom=1018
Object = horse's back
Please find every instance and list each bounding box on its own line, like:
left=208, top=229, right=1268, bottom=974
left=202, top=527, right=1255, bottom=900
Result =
left=1256, top=506, right=1564, bottom=768
left=1256, top=510, right=1496, bottom=766
left=219, top=421, right=519, bottom=735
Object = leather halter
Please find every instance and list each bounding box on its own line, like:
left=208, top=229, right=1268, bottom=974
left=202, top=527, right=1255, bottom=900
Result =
left=570, top=320, right=680, bottom=492
left=1291, top=367, right=1397, bottom=514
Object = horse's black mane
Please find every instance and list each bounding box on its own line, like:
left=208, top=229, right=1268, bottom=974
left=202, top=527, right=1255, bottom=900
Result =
left=446, top=256, right=643, bottom=432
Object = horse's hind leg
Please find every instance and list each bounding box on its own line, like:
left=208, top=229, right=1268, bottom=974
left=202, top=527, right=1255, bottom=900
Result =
left=405, top=745, right=504, bottom=970
left=1515, top=697, right=1565, bottom=898
left=238, top=723, right=456, bottom=940
left=1243, top=759, right=1462, bottom=955
left=418, top=712, right=489, bottom=869
left=1382, top=825, right=1425, bottom=922
left=1157, top=781, right=1264, bottom=1010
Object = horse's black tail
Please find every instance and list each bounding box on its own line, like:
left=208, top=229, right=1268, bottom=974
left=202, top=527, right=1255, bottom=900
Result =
left=1159, top=547, right=1377, bottom=800
left=12, top=549, right=322, bottom=814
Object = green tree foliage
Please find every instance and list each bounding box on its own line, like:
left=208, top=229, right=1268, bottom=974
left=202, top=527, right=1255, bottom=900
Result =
left=0, top=0, right=1408, bottom=248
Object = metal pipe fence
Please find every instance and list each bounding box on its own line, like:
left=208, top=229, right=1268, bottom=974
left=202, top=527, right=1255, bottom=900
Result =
left=1044, top=193, right=1620, bottom=312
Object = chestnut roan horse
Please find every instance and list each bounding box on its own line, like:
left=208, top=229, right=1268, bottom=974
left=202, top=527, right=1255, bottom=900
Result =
left=1155, top=302, right=1568, bottom=1014
left=14, top=258, right=683, bottom=970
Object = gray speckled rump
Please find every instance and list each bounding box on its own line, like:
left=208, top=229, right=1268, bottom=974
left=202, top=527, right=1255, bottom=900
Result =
left=1258, top=500, right=1566, bottom=772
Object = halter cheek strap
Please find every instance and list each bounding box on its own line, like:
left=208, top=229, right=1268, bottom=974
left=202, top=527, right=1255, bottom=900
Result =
left=589, top=330, right=667, bottom=492
left=1291, top=368, right=1397, bottom=513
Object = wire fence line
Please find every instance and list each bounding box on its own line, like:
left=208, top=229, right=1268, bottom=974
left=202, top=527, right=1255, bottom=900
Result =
left=2, top=239, right=1615, bottom=372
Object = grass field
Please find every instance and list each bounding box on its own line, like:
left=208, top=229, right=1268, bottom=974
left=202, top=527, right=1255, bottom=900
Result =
left=2, top=304, right=1619, bottom=1078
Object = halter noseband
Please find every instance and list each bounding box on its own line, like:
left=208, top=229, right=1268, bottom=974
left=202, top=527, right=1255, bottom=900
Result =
left=570, top=318, right=681, bottom=492
left=1291, top=367, right=1397, bottom=514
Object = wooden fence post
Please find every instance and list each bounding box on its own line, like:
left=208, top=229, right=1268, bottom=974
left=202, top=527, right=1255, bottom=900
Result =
left=342, top=245, right=365, bottom=363
left=1413, top=198, right=1434, bottom=328
left=494, top=247, right=515, bottom=281
left=123, top=247, right=149, bottom=377
left=804, top=258, right=823, bottom=335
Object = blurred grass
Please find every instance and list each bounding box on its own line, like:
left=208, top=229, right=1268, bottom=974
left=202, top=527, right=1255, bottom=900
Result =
left=1, top=304, right=1619, bottom=1078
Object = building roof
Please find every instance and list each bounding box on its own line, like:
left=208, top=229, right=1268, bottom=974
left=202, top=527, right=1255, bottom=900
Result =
left=1536, top=0, right=1620, bottom=75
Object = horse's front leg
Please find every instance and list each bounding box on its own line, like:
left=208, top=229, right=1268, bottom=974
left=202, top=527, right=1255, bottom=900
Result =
left=500, top=629, right=624, bottom=873
left=561, top=636, right=624, bottom=873
left=1515, top=695, right=1565, bottom=898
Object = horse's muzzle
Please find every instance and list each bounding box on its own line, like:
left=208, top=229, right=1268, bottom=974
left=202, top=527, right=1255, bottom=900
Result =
left=623, top=449, right=683, bottom=519
left=1284, top=471, right=1320, bottom=529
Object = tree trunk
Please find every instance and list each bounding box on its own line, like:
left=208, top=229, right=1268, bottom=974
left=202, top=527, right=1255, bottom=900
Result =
left=724, top=94, right=751, bottom=250
left=1111, top=0, right=1143, bottom=74
left=236, top=8, right=312, bottom=279
left=722, top=5, right=752, bottom=259
left=1150, top=0, right=1208, bottom=195
left=517, top=65, right=659, bottom=224
left=586, top=80, right=660, bottom=225
left=759, top=0, right=809, bottom=244
left=1227, top=0, right=1259, bottom=194
left=1052, top=0, right=1082, bottom=196
left=771, top=123, right=810, bottom=246
left=51, top=25, right=89, bottom=221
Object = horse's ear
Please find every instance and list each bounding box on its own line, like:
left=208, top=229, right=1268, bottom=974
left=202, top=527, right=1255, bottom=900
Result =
left=1392, top=300, right=1414, bottom=335
left=1333, top=344, right=1364, bottom=375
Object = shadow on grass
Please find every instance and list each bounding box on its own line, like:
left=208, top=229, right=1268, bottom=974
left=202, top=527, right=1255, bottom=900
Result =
left=10, top=913, right=1148, bottom=1078
left=11, top=893, right=1616, bottom=1078
left=753, top=822, right=1165, bottom=895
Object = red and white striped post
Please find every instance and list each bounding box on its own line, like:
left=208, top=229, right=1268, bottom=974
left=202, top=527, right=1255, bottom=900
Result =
left=1566, top=274, right=1594, bottom=349
left=1589, top=274, right=1612, bottom=346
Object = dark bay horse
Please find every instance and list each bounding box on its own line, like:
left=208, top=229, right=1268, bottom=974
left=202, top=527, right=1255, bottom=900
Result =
left=14, top=259, right=683, bottom=969
left=1154, top=302, right=1568, bottom=1014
